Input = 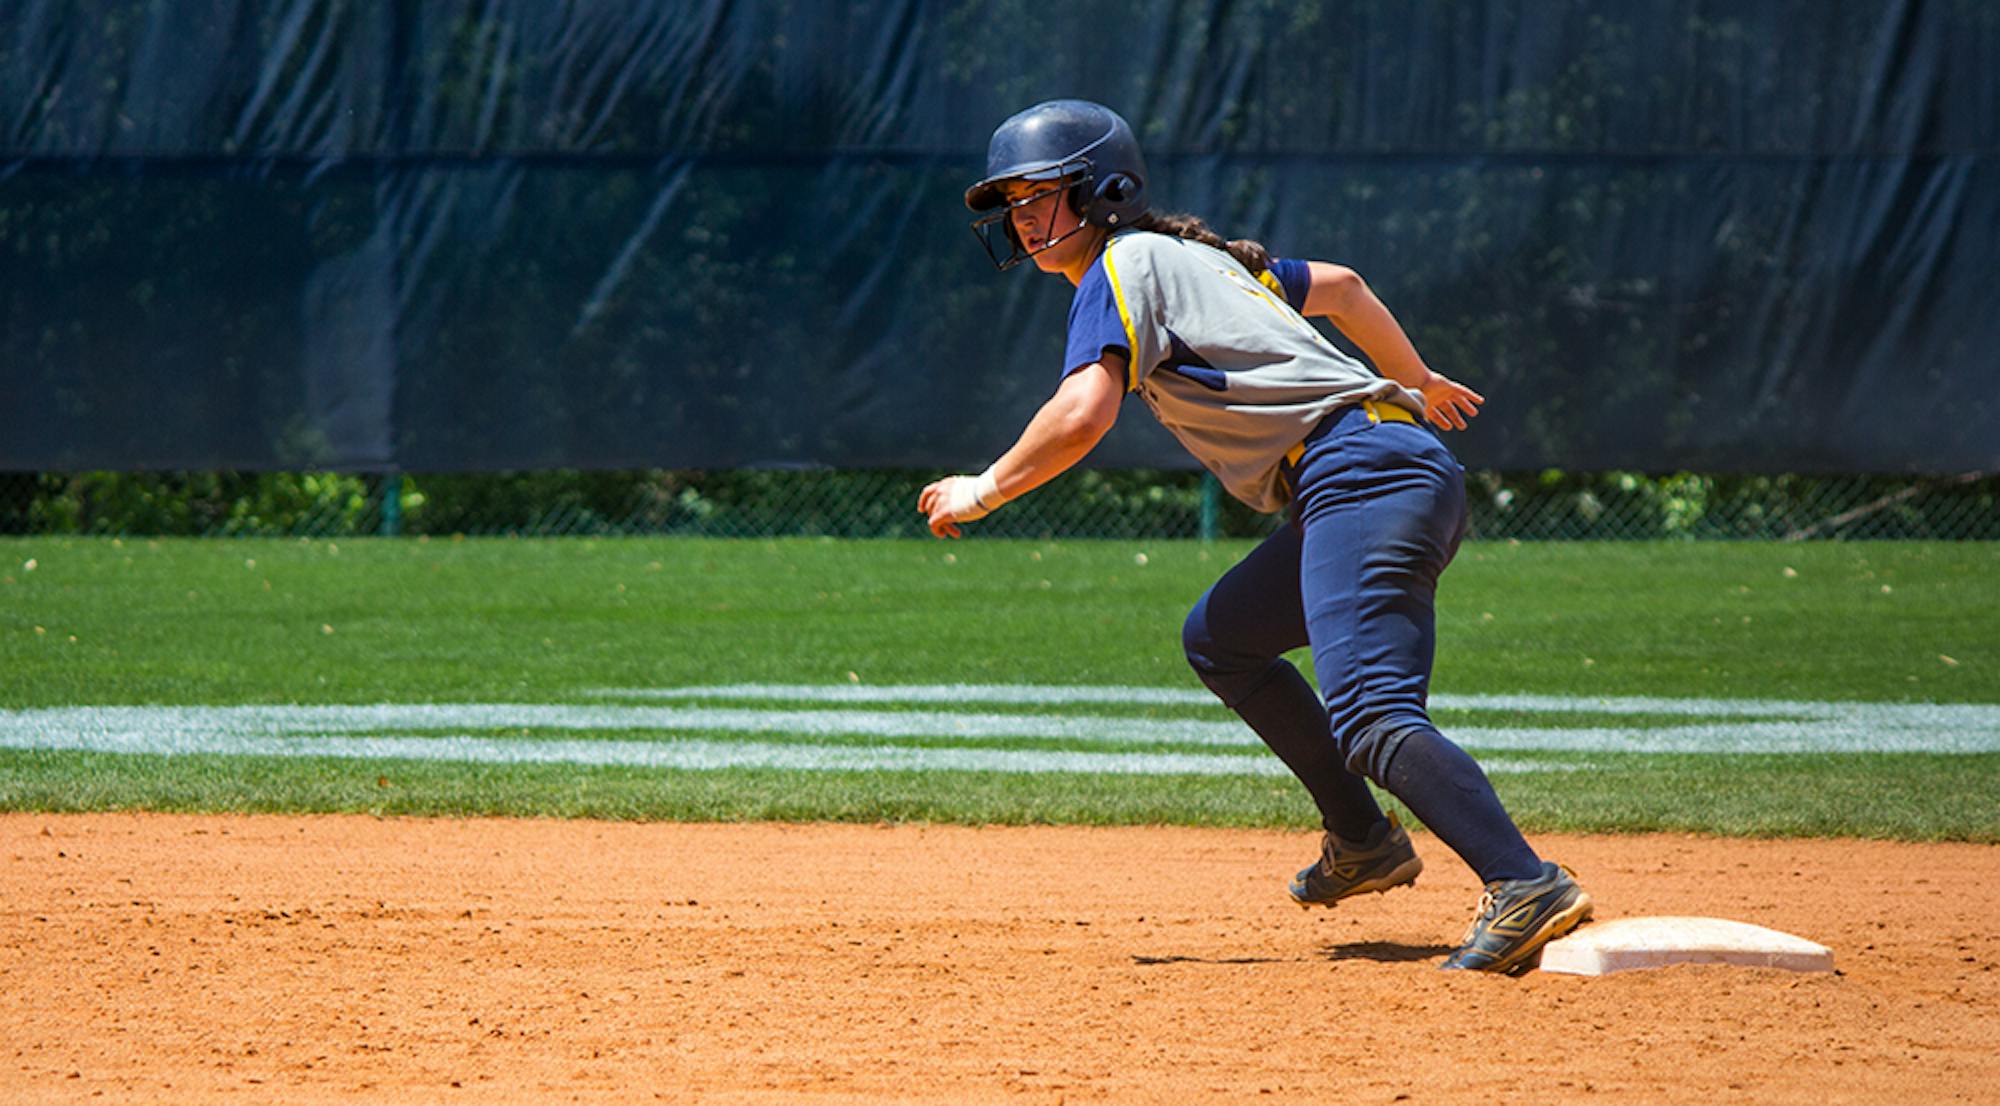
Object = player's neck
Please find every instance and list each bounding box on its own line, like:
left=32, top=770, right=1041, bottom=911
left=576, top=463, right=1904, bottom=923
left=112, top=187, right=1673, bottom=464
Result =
left=1056, top=227, right=1109, bottom=287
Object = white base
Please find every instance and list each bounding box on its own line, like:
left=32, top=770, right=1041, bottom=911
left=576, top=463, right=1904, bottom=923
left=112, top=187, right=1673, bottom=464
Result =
left=1538, top=916, right=1834, bottom=976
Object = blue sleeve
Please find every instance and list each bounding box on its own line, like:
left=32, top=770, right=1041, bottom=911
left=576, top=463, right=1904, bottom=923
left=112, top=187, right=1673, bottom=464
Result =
left=1267, top=257, right=1313, bottom=311
left=1061, top=257, right=1130, bottom=383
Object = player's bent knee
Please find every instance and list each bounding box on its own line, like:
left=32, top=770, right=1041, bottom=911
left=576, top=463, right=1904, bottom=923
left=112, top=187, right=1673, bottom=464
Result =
left=1183, top=605, right=1277, bottom=706
left=1180, top=598, right=1227, bottom=675
left=1180, top=618, right=1235, bottom=705
left=1336, top=714, right=1431, bottom=787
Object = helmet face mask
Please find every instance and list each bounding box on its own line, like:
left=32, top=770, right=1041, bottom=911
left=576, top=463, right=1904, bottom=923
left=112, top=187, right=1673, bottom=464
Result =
left=969, top=166, right=1090, bottom=271
left=966, top=100, right=1149, bottom=272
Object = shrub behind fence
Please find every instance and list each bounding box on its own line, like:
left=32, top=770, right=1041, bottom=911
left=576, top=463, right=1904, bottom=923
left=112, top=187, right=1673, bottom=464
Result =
left=3, top=470, right=1993, bottom=541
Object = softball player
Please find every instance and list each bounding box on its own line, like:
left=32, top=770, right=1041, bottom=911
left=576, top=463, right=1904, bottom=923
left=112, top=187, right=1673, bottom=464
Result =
left=920, top=100, right=1592, bottom=973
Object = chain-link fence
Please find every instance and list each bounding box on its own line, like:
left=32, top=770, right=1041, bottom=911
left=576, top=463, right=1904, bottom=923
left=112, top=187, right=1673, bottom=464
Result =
left=2, top=469, right=1994, bottom=541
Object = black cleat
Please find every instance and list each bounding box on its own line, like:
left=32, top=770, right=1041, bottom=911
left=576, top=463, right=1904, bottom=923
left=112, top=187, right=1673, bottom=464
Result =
left=1439, top=861, right=1594, bottom=974
left=1288, top=813, right=1423, bottom=908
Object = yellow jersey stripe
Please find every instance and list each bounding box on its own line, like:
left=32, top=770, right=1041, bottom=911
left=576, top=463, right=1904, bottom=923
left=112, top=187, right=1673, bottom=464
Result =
left=1101, top=241, right=1140, bottom=392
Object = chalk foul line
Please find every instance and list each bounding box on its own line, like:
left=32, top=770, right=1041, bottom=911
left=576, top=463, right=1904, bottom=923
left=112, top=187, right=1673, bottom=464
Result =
left=0, top=685, right=1994, bottom=774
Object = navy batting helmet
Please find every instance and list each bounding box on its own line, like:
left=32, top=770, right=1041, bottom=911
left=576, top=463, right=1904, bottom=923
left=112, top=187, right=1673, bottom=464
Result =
left=965, top=99, right=1150, bottom=269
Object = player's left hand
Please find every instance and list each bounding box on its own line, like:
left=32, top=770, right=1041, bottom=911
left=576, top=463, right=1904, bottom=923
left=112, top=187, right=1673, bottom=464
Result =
left=1419, top=374, right=1485, bottom=431
left=918, top=474, right=996, bottom=539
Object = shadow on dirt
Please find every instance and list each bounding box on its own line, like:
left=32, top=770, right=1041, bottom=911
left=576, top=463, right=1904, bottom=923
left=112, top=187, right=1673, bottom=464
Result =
left=1130, top=954, right=1290, bottom=966
left=1317, top=940, right=1456, bottom=963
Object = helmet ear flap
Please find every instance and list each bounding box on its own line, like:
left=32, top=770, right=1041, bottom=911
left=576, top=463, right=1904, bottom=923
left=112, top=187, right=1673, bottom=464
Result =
left=1091, top=172, right=1142, bottom=227
left=1065, top=172, right=1140, bottom=227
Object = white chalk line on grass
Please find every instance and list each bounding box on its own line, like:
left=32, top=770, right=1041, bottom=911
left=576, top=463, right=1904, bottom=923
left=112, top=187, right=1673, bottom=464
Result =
left=0, top=726, right=1564, bottom=777
left=1, top=686, right=1995, bottom=774
left=588, top=685, right=2000, bottom=752
left=597, top=684, right=1224, bottom=706
left=3, top=704, right=1258, bottom=747
left=6, top=699, right=2000, bottom=753
left=594, top=683, right=2000, bottom=723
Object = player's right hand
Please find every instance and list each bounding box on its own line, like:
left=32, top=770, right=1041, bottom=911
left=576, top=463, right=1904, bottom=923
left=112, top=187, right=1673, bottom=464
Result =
left=918, top=473, right=999, bottom=539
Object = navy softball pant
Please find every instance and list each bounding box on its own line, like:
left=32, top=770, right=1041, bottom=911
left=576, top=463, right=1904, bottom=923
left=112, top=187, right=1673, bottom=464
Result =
left=1180, top=405, right=1540, bottom=882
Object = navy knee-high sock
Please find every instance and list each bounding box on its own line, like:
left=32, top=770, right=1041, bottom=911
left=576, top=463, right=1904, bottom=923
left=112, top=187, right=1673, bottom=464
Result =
left=1229, top=663, right=1384, bottom=843
left=1381, top=726, right=1541, bottom=883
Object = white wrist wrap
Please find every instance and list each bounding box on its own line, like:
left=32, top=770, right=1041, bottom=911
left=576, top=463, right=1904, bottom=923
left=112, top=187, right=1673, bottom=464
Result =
left=972, top=468, right=1006, bottom=512
left=945, top=467, right=1008, bottom=522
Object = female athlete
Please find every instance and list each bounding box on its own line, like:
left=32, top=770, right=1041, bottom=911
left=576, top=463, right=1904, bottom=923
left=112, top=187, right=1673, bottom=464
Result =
left=918, top=100, right=1592, bottom=973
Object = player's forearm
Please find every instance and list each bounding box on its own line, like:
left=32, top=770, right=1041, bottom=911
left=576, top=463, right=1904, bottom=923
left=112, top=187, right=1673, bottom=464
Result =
left=990, top=390, right=1114, bottom=499
left=985, top=358, right=1124, bottom=500
left=1306, top=264, right=1440, bottom=392
left=919, top=361, right=1122, bottom=537
left=1326, top=291, right=1439, bottom=392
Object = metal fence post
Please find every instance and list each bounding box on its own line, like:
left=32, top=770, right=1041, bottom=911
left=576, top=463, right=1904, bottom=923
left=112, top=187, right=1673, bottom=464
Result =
left=1199, top=473, right=1219, bottom=542
left=380, top=473, right=403, bottom=537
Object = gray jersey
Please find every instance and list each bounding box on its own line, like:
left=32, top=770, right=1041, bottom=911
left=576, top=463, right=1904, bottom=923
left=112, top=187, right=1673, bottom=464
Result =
left=1078, top=231, right=1423, bottom=513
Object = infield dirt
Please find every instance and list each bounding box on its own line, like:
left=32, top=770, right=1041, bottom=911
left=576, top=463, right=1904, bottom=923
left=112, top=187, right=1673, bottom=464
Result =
left=4, top=814, right=1995, bottom=1104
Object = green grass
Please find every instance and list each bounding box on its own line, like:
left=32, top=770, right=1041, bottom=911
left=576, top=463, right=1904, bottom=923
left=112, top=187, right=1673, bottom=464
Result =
left=0, top=749, right=1991, bottom=842
left=2, top=537, right=1996, bottom=839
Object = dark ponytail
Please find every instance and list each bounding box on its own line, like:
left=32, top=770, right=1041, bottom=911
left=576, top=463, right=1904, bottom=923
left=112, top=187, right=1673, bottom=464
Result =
left=1129, top=211, right=1272, bottom=275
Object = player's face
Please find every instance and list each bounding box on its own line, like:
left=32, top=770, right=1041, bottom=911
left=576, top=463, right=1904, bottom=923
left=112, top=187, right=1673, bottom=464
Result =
left=1000, top=180, right=1088, bottom=274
